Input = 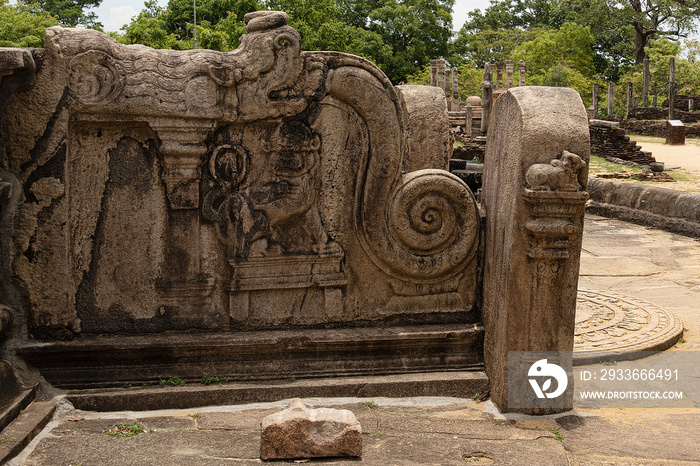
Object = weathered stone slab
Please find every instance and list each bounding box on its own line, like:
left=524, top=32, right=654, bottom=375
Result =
left=260, top=398, right=361, bottom=460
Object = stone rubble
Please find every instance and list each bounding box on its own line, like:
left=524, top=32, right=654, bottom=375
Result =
left=260, top=398, right=362, bottom=460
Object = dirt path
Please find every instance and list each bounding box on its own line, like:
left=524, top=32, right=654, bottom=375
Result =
left=629, top=135, right=700, bottom=191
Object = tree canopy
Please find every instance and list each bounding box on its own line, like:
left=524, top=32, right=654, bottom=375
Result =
left=19, top=0, right=102, bottom=28
left=0, top=0, right=57, bottom=47
left=458, top=0, right=700, bottom=81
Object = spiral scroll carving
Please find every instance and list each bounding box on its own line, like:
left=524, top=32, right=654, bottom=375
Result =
left=68, top=50, right=124, bottom=104
left=387, top=169, right=479, bottom=280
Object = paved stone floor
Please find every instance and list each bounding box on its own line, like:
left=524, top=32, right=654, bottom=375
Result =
left=6, top=214, right=700, bottom=465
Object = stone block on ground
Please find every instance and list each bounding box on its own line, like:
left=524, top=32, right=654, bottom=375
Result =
left=260, top=398, right=362, bottom=460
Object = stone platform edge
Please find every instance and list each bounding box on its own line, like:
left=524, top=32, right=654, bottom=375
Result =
left=586, top=178, right=700, bottom=237
left=65, top=371, right=490, bottom=412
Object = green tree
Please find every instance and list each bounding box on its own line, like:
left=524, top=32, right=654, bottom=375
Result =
left=453, top=28, right=539, bottom=68
left=366, top=0, right=455, bottom=82
left=615, top=0, right=700, bottom=64
left=511, top=23, right=596, bottom=104
left=0, top=0, right=57, bottom=47
left=460, top=0, right=700, bottom=77
left=163, top=0, right=259, bottom=42
left=20, top=0, right=102, bottom=28
left=121, top=0, right=181, bottom=49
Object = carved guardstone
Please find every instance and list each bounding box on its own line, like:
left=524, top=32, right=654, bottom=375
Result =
left=482, top=87, right=590, bottom=414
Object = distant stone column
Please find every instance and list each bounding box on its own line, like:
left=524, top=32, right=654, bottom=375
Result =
left=465, top=104, right=473, bottom=137
left=642, top=56, right=650, bottom=107
left=430, top=59, right=437, bottom=87
left=437, top=59, right=445, bottom=94
left=496, top=61, right=504, bottom=89
left=592, top=83, right=599, bottom=119
left=481, top=63, right=494, bottom=136
left=669, top=57, right=676, bottom=120
left=452, top=67, right=460, bottom=110
left=626, top=82, right=633, bottom=119
left=607, top=82, right=614, bottom=118
left=518, top=60, right=526, bottom=86
left=482, top=86, right=590, bottom=414
left=444, top=67, right=451, bottom=98
left=505, top=60, right=514, bottom=88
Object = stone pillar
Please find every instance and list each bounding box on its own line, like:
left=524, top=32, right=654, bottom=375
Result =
left=496, top=61, right=504, bottom=90
left=444, top=67, right=451, bottom=98
left=690, top=99, right=695, bottom=112
left=482, top=87, right=590, bottom=414
left=626, top=82, right=633, bottom=119
left=465, top=104, right=473, bottom=137
left=430, top=59, right=437, bottom=87
left=642, top=56, right=650, bottom=107
left=437, top=59, right=445, bottom=94
left=607, top=82, right=614, bottom=118
left=481, top=63, right=494, bottom=136
left=592, top=83, right=599, bottom=119
left=669, top=57, right=675, bottom=120
left=518, top=60, right=526, bottom=86
left=452, top=67, right=459, bottom=110
left=505, top=60, right=514, bottom=88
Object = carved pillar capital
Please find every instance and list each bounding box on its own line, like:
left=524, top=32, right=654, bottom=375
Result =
left=151, top=120, right=214, bottom=210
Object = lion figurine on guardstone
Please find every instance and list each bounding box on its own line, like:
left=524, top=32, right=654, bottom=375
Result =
left=525, top=150, right=586, bottom=192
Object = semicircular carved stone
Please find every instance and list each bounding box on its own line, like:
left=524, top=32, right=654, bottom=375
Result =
left=325, top=61, right=479, bottom=283
left=388, top=169, right=479, bottom=280
left=68, top=50, right=124, bottom=104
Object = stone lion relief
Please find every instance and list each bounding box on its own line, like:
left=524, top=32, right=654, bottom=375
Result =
left=525, top=150, right=586, bottom=192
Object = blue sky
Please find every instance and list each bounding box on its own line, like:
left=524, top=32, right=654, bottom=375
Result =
left=91, top=0, right=486, bottom=32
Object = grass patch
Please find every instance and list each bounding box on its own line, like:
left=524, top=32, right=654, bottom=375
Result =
left=454, top=140, right=465, bottom=148
left=160, top=376, right=184, bottom=386
left=104, top=421, right=146, bottom=438
left=361, top=400, right=378, bottom=409
left=550, top=428, right=565, bottom=441
left=200, top=375, right=230, bottom=385
left=588, top=155, right=643, bottom=175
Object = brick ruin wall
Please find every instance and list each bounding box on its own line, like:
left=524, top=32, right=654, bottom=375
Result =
left=589, top=124, right=655, bottom=165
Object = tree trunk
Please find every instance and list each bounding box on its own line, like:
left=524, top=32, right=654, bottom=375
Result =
left=634, top=22, right=649, bottom=64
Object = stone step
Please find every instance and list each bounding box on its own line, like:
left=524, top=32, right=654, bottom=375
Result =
left=18, top=324, right=484, bottom=390
left=66, top=371, right=489, bottom=412
left=0, top=400, right=55, bottom=464
left=0, top=386, right=37, bottom=433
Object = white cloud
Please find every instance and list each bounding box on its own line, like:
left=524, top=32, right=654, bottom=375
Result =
left=453, top=0, right=491, bottom=31
left=104, top=5, right=137, bottom=32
